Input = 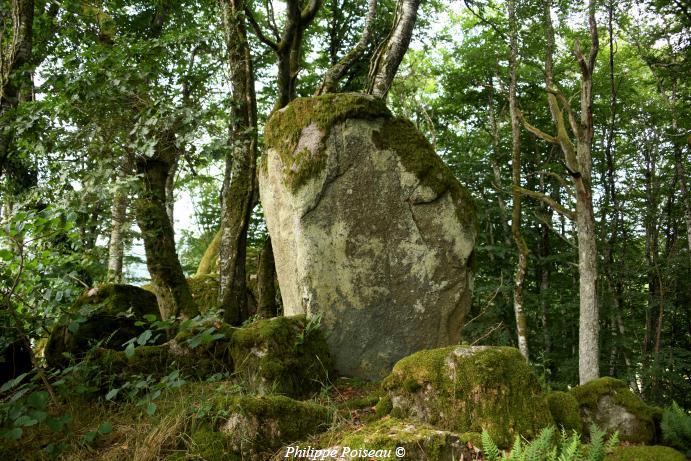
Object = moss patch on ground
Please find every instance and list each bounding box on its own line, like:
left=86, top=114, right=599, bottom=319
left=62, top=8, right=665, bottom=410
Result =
left=263, top=93, right=390, bottom=191
left=604, top=445, right=687, bottom=461
left=383, top=346, right=553, bottom=448
left=570, top=377, right=656, bottom=443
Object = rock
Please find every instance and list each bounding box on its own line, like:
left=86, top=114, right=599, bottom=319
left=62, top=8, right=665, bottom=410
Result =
left=604, top=445, right=687, bottom=461
left=0, top=340, right=32, bottom=385
left=571, top=377, right=656, bottom=444
left=287, top=417, right=480, bottom=460
left=259, top=93, right=476, bottom=379
left=44, top=284, right=160, bottom=368
left=547, top=390, right=582, bottom=433
left=190, top=395, right=331, bottom=461
left=382, top=345, right=553, bottom=448
left=230, top=315, right=332, bottom=397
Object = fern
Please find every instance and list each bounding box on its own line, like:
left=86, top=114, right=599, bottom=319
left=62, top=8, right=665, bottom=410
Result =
left=557, top=431, right=581, bottom=461
left=525, top=426, right=555, bottom=461
left=586, top=424, right=605, bottom=461
left=482, top=429, right=501, bottom=461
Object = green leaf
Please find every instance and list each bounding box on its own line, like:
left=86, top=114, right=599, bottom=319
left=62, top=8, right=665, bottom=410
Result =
left=3, top=427, right=23, bottom=440
left=83, top=431, right=97, bottom=444
left=27, top=391, right=49, bottom=408
left=0, top=248, right=13, bottom=260
left=146, top=402, right=157, bottom=416
left=14, top=415, right=38, bottom=427
left=137, top=329, right=152, bottom=345
left=105, top=388, right=119, bottom=400
left=68, top=322, right=80, bottom=334
left=98, top=422, right=113, bottom=434
left=125, top=342, right=135, bottom=358
left=46, top=416, right=65, bottom=432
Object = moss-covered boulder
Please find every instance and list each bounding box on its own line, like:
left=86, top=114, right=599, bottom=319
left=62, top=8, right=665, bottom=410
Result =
left=571, top=377, right=657, bottom=444
left=45, top=284, right=160, bottom=368
left=259, top=93, right=476, bottom=380
left=296, top=417, right=480, bottom=460
left=547, top=390, right=582, bottom=433
left=382, top=346, right=552, bottom=448
left=604, top=445, right=687, bottom=461
left=186, top=274, right=221, bottom=313
left=230, top=315, right=332, bottom=397
left=192, top=395, right=331, bottom=461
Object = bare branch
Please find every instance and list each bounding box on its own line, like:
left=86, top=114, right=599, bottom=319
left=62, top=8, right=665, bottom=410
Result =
left=520, top=113, right=558, bottom=144
left=515, top=185, right=576, bottom=220
left=244, top=5, right=278, bottom=51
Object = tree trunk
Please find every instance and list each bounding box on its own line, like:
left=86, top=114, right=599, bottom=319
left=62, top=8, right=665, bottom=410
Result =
left=107, top=157, right=131, bottom=283
left=367, top=0, right=421, bottom=98
left=165, top=155, right=178, bottom=232
left=218, top=0, right=259, bottom=325
left=256, top=237, right=278, bottom=318
left=134, top=131, right=197, bottom=321
left=508, top=0, right=529, bottom=360
left=0, top=0, right=34, bottom=186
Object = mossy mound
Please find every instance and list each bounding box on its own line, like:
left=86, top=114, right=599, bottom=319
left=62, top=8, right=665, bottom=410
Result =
left=382, top=346, right=553, bottom=448
left=302, top=417, right=479, bottom=460
left=230, top=315, right=332, bottom=397
left=547, top=390, right=582, bottom=433
left=263, top=92, right=390, bottom=191
left=571, top=377, right=656, bottom=443
left=604, top=445, right=687, bottom=461
left=44, top=284, right=160, bottom=368
left=195, top=395, right=331, bottom=461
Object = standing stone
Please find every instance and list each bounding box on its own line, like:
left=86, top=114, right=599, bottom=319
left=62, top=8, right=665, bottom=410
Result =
left=259, top=93, right=475, bottom=379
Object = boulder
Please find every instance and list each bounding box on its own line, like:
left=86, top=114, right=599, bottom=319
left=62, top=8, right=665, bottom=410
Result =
left=230, top=315, right=332, bottom=397
left=44, top=284, right=160, bottom=368
left=190, top=395, right=331, bottom=461
left=382, top=345, right=553, bottom=448
left=259, top=93, right=476, bottom=379
left=299, top=417, right=480, bottom=461
left=570, top=377, right=656, bottom=444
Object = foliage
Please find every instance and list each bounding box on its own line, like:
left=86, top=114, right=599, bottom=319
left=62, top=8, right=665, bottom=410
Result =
left=661, top=402, right=691, bottom=456
left=481, top=425, right=619, bottom=461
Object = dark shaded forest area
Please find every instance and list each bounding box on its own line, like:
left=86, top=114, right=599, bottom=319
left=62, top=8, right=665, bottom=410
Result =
left=0, top=0, right=689, bottom=459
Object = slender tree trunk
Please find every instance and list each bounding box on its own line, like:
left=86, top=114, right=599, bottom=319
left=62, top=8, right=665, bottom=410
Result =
left=134, top=131, right=197, bottom=320
left=165, top=155, right=178, bottom=232
left=256, top=237, right=277, bottom=318
left=487, top=76, right=511, bottom=244
left=508, top=0, right=529, bottom=359
left=367, top=0, right=421, bottom=98
left=107, top=157, right=131, bottom=283
left=218, top=0, right=259, bottom=325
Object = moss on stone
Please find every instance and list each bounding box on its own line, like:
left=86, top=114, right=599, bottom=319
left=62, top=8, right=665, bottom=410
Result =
left=570, top=377, right=656, bottom=443
left=230, top=315, right=332, bottom=397
left=375, top=395, right=393, bottom=418
left=186, top=274, right=220, bottom=313
left=44, top=284, right=160, bottom=368
left=547, top=390, right=582, bottom=433
left=188, top=427, right=240, bottom=461
left=264, top=93, right=390, bottom=192
left=383, top=346, right=553, bottom=448
left=372, top=117, right=476, bottom=230
left=200, top=395, right=331, bottom=459
left=604, top=445, right=687, bottom=461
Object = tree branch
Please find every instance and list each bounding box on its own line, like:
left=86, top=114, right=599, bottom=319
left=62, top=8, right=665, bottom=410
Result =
left=520, top=113, right=558, bottom=144
left=244, top=5, right=278, bottom=51
left=515, top=185, right=576, bottom=220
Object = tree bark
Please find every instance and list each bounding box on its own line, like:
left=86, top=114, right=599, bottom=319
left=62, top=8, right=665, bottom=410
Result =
left=107, top=156, right=132, bottom=283
left=256, top=237, right=277, bottom=318
left=508, top=0, right=529, bottom=360
left=134, top=130, right=197, bottom=320
left=218, top=0, right=259, bottom=325
left=367, top=0, right=421, bottom=98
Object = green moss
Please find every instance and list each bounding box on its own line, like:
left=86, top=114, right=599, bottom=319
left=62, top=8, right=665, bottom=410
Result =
left=189, top=428, right=239, bottom=461
left=375, top=395, right=393, bottom=418
left=195, top=230, right=221, bottom=276
left=230, top=315, right=332, bottom=397
left=264, top=93, right=390, bottom=192
left=458, top=432, right=483, bottom=448
left=44, top=284, right=160, bottom=368
left=570, top=377, right=656, bottom=443
left=383, top=346, right=553, bottom=448
left=547, top=390, right=582, bottom=433
left=186, top=274, right=220, bottom=313
left=372, top=117, right=476, bottom=231
left=604, top=445, right=687, bottom=461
